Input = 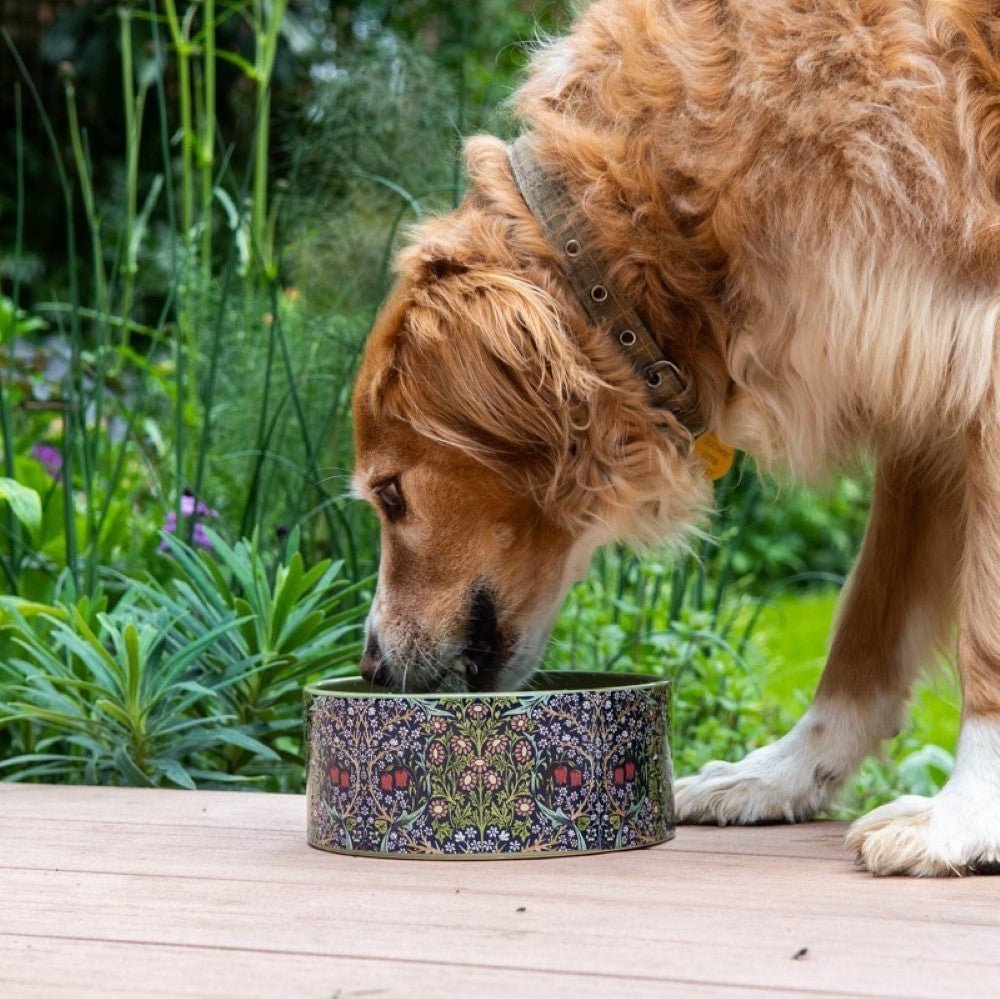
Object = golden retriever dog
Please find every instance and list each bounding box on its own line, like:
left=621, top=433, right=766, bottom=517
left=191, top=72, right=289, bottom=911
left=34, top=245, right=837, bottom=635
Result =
left=352, top=0, right=1000, bottom=876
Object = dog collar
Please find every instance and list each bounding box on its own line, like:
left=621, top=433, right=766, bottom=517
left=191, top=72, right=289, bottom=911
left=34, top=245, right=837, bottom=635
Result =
left=507, top=138, right=733, bottom=478
left=507, top=138, right=703, bottom=435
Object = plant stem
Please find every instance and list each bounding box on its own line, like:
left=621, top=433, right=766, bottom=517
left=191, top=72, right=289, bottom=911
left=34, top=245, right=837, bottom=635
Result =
left=201, top=0, right=216, bottom=288
left=0, top=85, right=25, bottom=590
left=164, top=0, right=194, bottom=239
left=251, top=0, right=288, bottom=279
left=64, top=76, right=103, bottom=593
left=147, top=0, right=186, bottom=529
left=118, top=5, right=147, bottom=333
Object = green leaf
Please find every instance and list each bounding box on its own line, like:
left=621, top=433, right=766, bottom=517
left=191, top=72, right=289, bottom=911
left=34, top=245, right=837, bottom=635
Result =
left=0, top=477, right=42, bottom=534
left=155, top=758, right=197, bottom=790
left=113, top=746, right=156, bottom=787
left=217, top=728, right=280, bottom=761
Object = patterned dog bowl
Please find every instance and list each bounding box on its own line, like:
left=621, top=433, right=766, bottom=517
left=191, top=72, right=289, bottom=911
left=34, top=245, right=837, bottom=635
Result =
left=304, top=671, right=673, bottom=859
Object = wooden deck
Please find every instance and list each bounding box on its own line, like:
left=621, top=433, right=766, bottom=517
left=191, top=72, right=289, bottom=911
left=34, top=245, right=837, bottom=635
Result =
left=2, top=785, right=999, bottom=997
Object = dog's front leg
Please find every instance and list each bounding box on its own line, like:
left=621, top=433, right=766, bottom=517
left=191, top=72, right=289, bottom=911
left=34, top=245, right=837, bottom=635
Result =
left=675, top=453, right=961, bottom=827
left=849, top=424, right=1000, bottom=875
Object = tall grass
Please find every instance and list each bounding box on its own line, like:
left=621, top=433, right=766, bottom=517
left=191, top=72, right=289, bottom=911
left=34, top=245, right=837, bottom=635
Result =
left=0, top=2, right=376, bottom=601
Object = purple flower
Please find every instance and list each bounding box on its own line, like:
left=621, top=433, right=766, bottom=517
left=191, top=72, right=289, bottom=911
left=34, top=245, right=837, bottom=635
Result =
left=159, top=492, right=218, bottom=553
left=191, top=523, right=213, bottom=551
left=180, top=493, right=217, bottom=518
left=31, top=443, right=62, bottom=478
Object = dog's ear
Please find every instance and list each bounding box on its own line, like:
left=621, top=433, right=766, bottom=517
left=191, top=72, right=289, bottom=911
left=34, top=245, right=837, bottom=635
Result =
left=377, top=262, right=603, bottom=482
left=397, top=237, right=473, bottom=285
left=398, top=240, right=471, bottom=284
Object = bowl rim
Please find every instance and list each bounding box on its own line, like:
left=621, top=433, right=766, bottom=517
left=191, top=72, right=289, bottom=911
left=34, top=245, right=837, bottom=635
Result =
left=304, top=670, right=670, bottom=700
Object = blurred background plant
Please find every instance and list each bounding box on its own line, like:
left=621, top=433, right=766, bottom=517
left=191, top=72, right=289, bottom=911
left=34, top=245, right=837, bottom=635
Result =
left=0, top=0, right=955, bottom=808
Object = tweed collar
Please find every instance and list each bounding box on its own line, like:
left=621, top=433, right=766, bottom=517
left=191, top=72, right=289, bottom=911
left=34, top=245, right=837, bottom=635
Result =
left=507, top=136, right=708, bottom=443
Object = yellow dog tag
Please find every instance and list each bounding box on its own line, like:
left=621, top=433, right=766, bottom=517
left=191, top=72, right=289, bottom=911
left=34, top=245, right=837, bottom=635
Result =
left=694, top=432, right=734, bottom=480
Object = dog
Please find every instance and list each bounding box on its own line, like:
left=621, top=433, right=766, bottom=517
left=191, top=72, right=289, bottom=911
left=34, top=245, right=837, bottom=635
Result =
left=351, top=0, right=1000, bottom=876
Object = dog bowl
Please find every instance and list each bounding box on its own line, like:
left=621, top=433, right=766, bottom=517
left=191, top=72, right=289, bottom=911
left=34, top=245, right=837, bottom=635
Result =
left=304, top=671, right=673, bottom=859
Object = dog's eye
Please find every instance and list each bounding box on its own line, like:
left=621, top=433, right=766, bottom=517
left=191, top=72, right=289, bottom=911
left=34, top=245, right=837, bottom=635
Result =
left=372, top=477, right=406, bottom=521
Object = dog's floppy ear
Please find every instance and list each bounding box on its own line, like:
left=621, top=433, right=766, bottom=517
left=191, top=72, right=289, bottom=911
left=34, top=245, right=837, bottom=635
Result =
left=396, top=220, right=474, bottom=287
left=399, top=238, right=472, bottom=284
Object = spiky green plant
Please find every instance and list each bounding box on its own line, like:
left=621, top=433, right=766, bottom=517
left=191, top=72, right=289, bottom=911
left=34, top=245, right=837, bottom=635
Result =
left=0, top=593, right=269, bottom=788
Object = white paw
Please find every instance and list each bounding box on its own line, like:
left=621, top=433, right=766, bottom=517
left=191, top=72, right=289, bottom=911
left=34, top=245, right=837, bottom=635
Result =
left=847, top=793, right=1000, bottom=876
left=848, top=718, right=1000, bottom=877
left=675, top=698, right=891, bottom=826
left=675, top=744, right=840, bottom=825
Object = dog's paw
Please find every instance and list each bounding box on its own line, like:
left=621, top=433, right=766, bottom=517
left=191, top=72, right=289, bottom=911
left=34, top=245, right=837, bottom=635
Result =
left=673, top=699, right=885, bottom=826
left=675, top=747, right=837, bottom=826
left=675, top=697, right=899, bottom=826
left=847, top=793, right=1000, bottom=876
left=848, top=718, right=1000, bottom=877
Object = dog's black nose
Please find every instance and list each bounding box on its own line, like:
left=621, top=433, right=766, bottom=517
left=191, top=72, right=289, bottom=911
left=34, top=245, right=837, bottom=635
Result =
left=464, top=587, right=504, bottom=691
left=359, top=632, right=384, bottom=682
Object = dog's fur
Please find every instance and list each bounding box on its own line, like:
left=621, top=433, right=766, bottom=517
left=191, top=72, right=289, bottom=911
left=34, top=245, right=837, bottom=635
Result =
left=353, top=0, right=1000, bottom=875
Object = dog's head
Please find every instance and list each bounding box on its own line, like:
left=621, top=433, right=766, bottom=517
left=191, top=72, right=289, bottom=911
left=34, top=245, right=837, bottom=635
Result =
left=352, top=138, right=709, bottom=693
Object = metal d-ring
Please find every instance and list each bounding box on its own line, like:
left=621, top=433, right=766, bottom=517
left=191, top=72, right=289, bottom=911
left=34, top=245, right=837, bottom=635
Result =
left=619, top=329, right=637, bottom=347
left=591, top=284, right=609, bottom=302
left=644, top=359, right=682, bottom=390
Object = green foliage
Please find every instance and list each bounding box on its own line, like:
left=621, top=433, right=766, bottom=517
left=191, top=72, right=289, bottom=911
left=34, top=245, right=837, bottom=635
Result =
left=721, top=468, right=872, bottom=590
left=140, top=528, right=369, bottom=721
left=0, top=477, right=41, bottom=534
left=547, top=545, right=788, bottom=777
left=0, top=531, right=369, bottom=789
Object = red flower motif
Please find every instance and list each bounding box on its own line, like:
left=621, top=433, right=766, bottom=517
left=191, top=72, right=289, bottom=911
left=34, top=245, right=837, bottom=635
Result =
left=613, top=766, right=625, bottom=787
left=379, top=773, right=394, bottom=793
left=428, top=716, right=448, bottom=734
left=427, top=741, right=446, bottom=765
left=459, top=769, right=477, bottom=792
left=482, top=769, right=502, bottom=791
left=485, top=734, right=508, bottom=755
left=429, top=798, right=449, bottom=819
left=329, top=764, right=341, bottom=783
left=450, top=734, right=473, bottom=755
left=393, top=767, right=409, bottom=789
left=339, top=771, right=350, bottom=789
left=624, top=760, right=636, bottom=781
left=509, top=714, right=530, bottom=731
left=553, top=764, right=569, bottom=786
left=470, top=755, right=489, bottom=773
left=570, top=769, right=583, bottom=788
left=513, top=739, right=532, bottom=763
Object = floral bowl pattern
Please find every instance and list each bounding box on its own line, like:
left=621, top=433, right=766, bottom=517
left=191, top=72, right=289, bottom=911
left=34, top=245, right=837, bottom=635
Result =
left=304, top=671, right=673, bottom=859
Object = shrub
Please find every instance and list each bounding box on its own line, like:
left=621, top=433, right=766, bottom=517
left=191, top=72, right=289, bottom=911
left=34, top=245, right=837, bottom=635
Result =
left=0, top=529, right=369, bottom=790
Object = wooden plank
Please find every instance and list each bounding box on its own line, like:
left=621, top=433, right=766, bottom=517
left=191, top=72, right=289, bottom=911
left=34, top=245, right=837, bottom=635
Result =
left=2, top=853, right=998, bottom=994
left=2, top=815, right=998, bottom=930
left=3, top=934, right=760, bottom=999
left=0, top=783, right=849, bottom=858
left=0, top=782, right=302, bottom=832
left=3, top=784, right=1000, bottom=998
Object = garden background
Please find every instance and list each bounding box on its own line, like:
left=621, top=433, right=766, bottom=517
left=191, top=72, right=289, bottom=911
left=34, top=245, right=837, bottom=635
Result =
left=0, top=0, right=957, bottom=811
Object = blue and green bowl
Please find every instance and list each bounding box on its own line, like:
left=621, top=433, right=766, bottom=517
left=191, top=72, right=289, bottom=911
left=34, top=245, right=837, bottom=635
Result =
left=304, top=671, right=673, bottom=859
